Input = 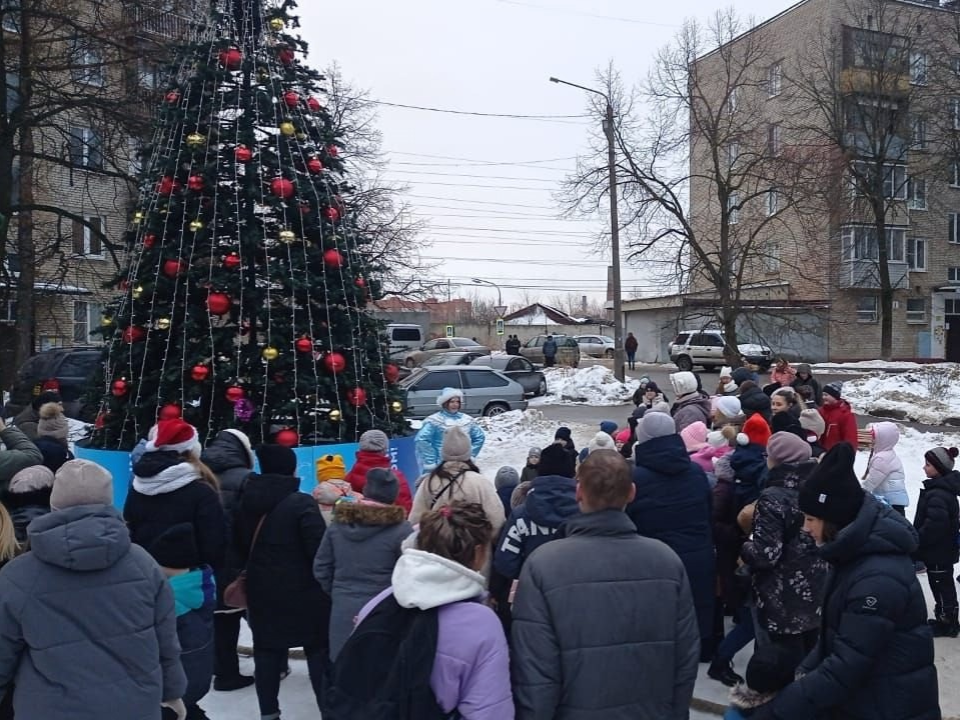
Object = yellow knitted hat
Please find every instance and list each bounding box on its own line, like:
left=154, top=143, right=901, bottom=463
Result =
left=316, top=453, right=346, bottom=482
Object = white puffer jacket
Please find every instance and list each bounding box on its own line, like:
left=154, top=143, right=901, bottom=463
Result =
left=862, top=422, right=909, bottom=507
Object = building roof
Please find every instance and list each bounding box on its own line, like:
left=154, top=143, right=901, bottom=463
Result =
left=503, top=303, right=583, bottom=325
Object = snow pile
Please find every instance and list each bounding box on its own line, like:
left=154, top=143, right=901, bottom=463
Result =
left=476, top=409, right=594, bottom=472
left=814, top=360, right=953, bottom=372
left=843, top=367, right=960, bottom=425
left=531, top=366, right=640, bottom=407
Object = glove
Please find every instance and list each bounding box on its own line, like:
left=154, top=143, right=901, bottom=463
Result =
left=161, top=699, right=187, bottom=720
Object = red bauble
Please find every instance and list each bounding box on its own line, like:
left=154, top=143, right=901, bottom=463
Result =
left=307, top=157, right=323, bottom=174
left=384, top=364, right=401, bottom=383
left=354, top=277, right=366, bottom=288
left=307, top=96, right=322, bottom=112
left=122, top=325, right=146, bottom=343
left=111, top=379, right=128, bottom=397
left=165, top=91, right=180, bottom=104
left=225, top=386, right=245, bottom=403
left=323, top=352, right=347, bottom=373
left=143, top=233, right=157, bottom=249
left=187, top=175, right=204, bottom=191
left=207, top=292, right=231, bottom=315
left=223, top=253, right=241, bottom=270
left=190, top=364, right=210, bottom=382
left=326, top=144, right=339, bottom=158
left=159, top=403, right=181, bottom=420
left=218, top=47, right=243, bottom=70
left=157, top=176, right=180, bottom=196
left=278, top=48, right=295, bottom=65
left=235, top=145, right=252, bottom=162
left=163, top=259, right=185, bottom=278
left=323, top=248, right=343, bottom=268
left=270, top=178, right=295, bottom=199
left=94, top=411, right=107, bottom=430
left=275, top=428, right=299, bottom=447
left=282, top=91, right=299, bottom=108
left=295, top=336, right=313, bottom=353
left=325, top=207, right=340, bottom=222
left=347, top=387, right=367, bottom=407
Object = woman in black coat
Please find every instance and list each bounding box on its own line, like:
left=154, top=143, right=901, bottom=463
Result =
left=774, top=444, right=940, bottom=720
left=235, top=445, right=329, bottom=719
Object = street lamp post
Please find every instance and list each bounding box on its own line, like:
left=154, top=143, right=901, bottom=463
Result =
left=472, top=277, right=507, bottom=348
left=549, top=76, right=625, bottom=382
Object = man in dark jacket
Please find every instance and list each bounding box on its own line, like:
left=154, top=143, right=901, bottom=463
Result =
left=506, top=334, right=521, bottom=355
left=236, top=445, right=329, bottom=719
left=200, top=429, right=255, bottom=691
left=512, top=450, right=699, bottom=719
left=10, top=390, right=60, bottom=440
left=494, top=443, right=579, bottom=581
left=0, top=459, right=187, bottom=720
left=629, top=411, right=715, bottom=661
left=773, top=444, right=940, bottom=720
left=542, top=335, right=558, bottom=367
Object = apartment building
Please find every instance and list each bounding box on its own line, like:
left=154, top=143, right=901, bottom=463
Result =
left=686, top=0, right=960, bottom=361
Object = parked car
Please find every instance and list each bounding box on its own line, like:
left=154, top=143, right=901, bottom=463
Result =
left=574, top=334, right=615, bottom=358
left=470, top=355, right=547, bottom=397
left=668, top=330, right=774, bottom=372
left=4, top=346, right=102, bottom=421
left=400, top=366, right=528, bottom=419
left=402, top=337, right=491, bottom=367
left=385, top=323, right=424, bottom=360
left=421, top=351, right=487, bottom=367
left=519, top=334, right=580, bottom=367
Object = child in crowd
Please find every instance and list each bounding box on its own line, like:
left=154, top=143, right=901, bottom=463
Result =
left=4, top=465, right=54, bottom=544
left=916, top=446, right=960, bottom=637
left=799, top=409, right=826, bottom=458
left=724, top=644, right=796, bottom=719
left=717, top=367, right=738, bottom=396
left=691, top=430, right=732, bottom=483
left=862, top=422, right=909, bottom=514
left=495, top=466, right=520, bottom=516
left=313, top=453, right=360, bottom=523
left=345, top=430, right=413, bottom=513
left=681, top=421, right=709, bottom=455
left=520, top=447, right=539, bottom=485
left=34, top=402, right=74, bottom=473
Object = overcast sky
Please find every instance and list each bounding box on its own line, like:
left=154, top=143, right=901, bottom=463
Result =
left=296, top=0, right=801, bottom=309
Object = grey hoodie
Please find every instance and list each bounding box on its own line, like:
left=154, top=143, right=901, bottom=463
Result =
left=0, top=505, right=186, bottom=719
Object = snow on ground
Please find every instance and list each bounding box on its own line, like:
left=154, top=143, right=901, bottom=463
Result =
left=476, top=409, right=596, bottom=472
left=843, top=366, right=960, bottom=425
left=813, top=360, right=954, bottom=371
left=530, top=366, right=640, bottom=407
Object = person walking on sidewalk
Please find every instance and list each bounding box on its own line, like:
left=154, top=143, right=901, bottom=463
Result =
left=624, top=332, right=639, bottom=370
left=542, top=335, right=558, bottom=367
left=915, top=446, right=960, bottom=637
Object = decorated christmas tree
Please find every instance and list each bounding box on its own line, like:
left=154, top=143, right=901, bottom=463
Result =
left=90, top=0, right=407, bottom=450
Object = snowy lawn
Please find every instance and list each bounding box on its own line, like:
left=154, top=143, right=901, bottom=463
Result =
left=842, top=366, right=960, bottom=425
left=475, top=409, right=597, bottom=473
left=529, top=366, right=640, bottom=407
left=813, top=360, right=954, bottom=372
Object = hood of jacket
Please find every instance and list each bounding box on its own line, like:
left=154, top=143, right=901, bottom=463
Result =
left=525, top=475, right=579, bottom=526
left=27, top=504, right=131, bottom=572
left=635, top=433, right=695, bottom=475
left=765, top=459, right=817, bottom=490
left=739, top=385, right=772, bottom=414
left=871, top=421, right=900, bottom=453
left=392, top=548, right=485, bottom=610
left=132, top=451, right=199, bottom=496
left=240, top=472, right=300, bottom=516
left=350, top=449, right=391, bottom=473
left=200, top=431, right=253, bottom=473
left=922, top=469, right=960, bottom=496
left=675, top=393, right=712, bottom=414
left=313, top=479, right=356, bottom=506
left=168, top=565, right=216, bottom=617
left=333, top=501, right=408, bottom=542
left=820, top=493, right=918, bottom=565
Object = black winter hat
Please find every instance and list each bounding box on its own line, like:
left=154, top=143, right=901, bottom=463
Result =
left=256, top=444, right=298, bottom=476
left=746, top=643, right=798, bottom=694
left=365, top=467, right=400, bottom=505
left=149, top=523, right=200, bottom=569
left=539, top=443, right=574, bottom=478
left=731, top=367, right=753, bottom=386
left=799, top=442, right=864, bottom=528
left=32, top=390, right=62, bottom=411
left=554, top=426, right=572, bottom=442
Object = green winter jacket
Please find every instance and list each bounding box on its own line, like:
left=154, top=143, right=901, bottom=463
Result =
left=0, top=425, right=43, bottom=494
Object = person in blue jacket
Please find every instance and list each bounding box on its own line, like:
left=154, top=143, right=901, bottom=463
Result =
left=628, top=411, right=716, bottom=661
left=414, top=387, right=485, bottom=473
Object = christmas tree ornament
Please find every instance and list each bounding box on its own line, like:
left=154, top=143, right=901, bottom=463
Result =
left=94, top=411, right=107, bottom=430
left=207, top=292, right=231, bottom=315
left=165, top=90, right=180, bottom=104
left=347, top=387, right=367, bottom=407
left=157, top=176, right=181, bottom=195
left=163, top=259, right=185, bottom=277
left=143, top=234, right=157, bottom=248
left=234, top=398, right=255, bottom=422
left=187, top=175, right=205, bottom=191
left=223, top=253, right=241, bottom=270
left=384, top=364, right=400, bottom=383
left=133, top=211, right=144, bottom=224
left=278, top=47, right=295, bottom=65
left=186, top=132, right=205, bottom=147
left=329, top=409, right=342, bottom=422
left=159, top=403, right=181, bottom=420
left=235, top=145, right=252, bottom=162
left=122, top=325, right=146, bottom=343
left=390, top=401, right=403, bottom=414
left=279, top=121, right=296, bottom=136
left=190, top=364, right=210, bottom=382
left=282, top=91, right=299, bottom=108
left=225, top=386, right=245, bottom=403
left=323, top=248, right=343, bottom=268
left=307, top=157, right=323, bottom=174
left=269, top=16, right=285, bottom=31
left=325, top=207, right=340, bottom=222
left=307, top=96, right=322, bottom=112
left=295, top=336, right=313, bottom=353
left=132, top=285, right=144, bottom=299
left=271, top=178, right=295, bottom=198
left=189, top=219, right=204, bottom=232
left=101, top=315, right=114, bottom=328
left=111, top=379, right=128, bottom=397
left=261, top=346, right=280, bottom=361
left=275, top=428, right=299, bottom=447
left=323, top=351, right=347, bottom=373
left=279, top=230, right=296, bottom=244
left=354, top=277, right=366, bottom=288
left=326, top=144, right=339, bottom=157
left=157, top=317, right=171, bottom=330
left=218, top=47, right=242, bottom=69
left=295, top=132, right=307, bottom=141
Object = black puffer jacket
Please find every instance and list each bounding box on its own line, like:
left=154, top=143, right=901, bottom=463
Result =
left=236, top=472, right=330, bottom=650
left=740, top=461, right=828, bottom=635
left=913, top=470, right=960, bottom=567
left=773, top=495, right=939, bottom=720
left=200, top=431, right=253, bottom=597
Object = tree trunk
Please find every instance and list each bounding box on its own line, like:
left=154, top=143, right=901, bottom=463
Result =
left=14, top=5, right=34, bottom=370
left=875, top=207, right=893, bottom=361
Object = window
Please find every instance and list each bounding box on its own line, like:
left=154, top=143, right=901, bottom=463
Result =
left=953, top=99, right=960, bottom=131
left=764, top=242, right=780, bottom=273
left=883, top=164, right=907, bottom=200
left=907, top=178, right=926, bottom=210
left=857, top=296, right=879, bottom=323
left=728, top=86, right=739, bottom=114
left=72, top=216, right=104, bottom=256
left=1, top=0, right=19, bottom=33
left=72, top=301, right=103, bottom=344
left=845, top=27, right=907, bottom=71
left=137, top=59, right=160, bottom=89
left=910, top=51, right=928, bottom=85
left=727, top=192, right=739, bottom=225
left=766, top=188, right=779, bottom=216
left=908, top=237, right=926, bottom=271
left=463, top=371, right=509, bottom=389
left=841, top=226, right=906, bottom=261
left=767, top=62, right=782, bottom=97
left=128, top=138, right=143, bottom=177
left=67, top=127, right=102, bottom=170
left=726, top=142, right=739, bottom=168
left=849, top=162, right=907, bottom=199
left=413, top=370, right=460, bottom=392
left=390, top=327, right=421, bottom=342
left=950, top=214, right=960, bottom=244
left=906, top=298, right=926, bottom=323
left=949, top=267, right=960, bottom=285
left=954, top=57, right=960, bottom=75
left=4, top=70, right=18, bottom=114
left=767, top=124, right=782, bottom=155
left=911, top=115, right=927, bottom=149
left=69, top=39, right=104, bottom=86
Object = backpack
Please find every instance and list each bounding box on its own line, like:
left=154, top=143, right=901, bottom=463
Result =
left=324, top=593, right=459, bottom=720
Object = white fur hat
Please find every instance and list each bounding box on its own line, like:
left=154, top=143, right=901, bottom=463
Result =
left=719, top=366, right=733, bottom=380
left=707, top=430, right=728, bottom=449
left=670, top=371, right=698, bottom=396
left=588, top=431, right=616, bottom=454
left=436, top=387, right=464, bottom=408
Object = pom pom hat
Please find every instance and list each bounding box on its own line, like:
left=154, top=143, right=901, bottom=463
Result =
left=737, top=414, right=772, bottom=447
left=145, top=418, right=200, bottom=455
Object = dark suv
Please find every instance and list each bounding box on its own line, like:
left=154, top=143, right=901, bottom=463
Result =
left=4, top=346, right=103, bottom=421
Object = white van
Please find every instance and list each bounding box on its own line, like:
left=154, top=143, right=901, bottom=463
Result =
left=385, top=324, right=424, bottom=358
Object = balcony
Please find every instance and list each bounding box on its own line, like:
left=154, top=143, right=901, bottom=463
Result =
left=126, top=6, right=194, bottom=40
left=838, top=259, right=908, bottom=290
left=840, top=67, right=910, bottom=96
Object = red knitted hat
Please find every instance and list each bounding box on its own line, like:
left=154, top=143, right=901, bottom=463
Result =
left=147, top=418, right=200, bottom=455
left=737, top=414, right=772, bottom=447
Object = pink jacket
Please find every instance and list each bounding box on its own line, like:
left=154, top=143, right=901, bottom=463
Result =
left=690, top=445, right=732, bottom=474
left=769, top=365, right=797, bottom=387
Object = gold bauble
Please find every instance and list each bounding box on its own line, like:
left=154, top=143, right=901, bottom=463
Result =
left=262, top=346, right=279, bottom=361
left=279, top=122, right=296, bottom=136
left=157, top=317, right=171, bottom=330
left=295, top=132, right=307, bottom=141
left=186, top=132, right=205, bottom=147
left=101, top=316, right=113, bottom=327
left=132, top=285, right=144, bottom=299
left=189, top=219, right=203, bottom=232
left=279, top=230, right=296, bottom=244
left=133, top=211, right=144, bottom=224
left=269, top=17, right=285, bottom=30
left=390, top=401, right=403, bottom=414
left=329, top=409, right=342, bottom=422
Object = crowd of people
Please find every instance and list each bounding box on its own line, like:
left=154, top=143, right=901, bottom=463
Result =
left=0, top=358, right=950, bottom=719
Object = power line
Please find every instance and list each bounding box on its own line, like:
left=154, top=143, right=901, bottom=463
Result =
left=405, top=193, right=566, bottom=210
left=490, top=0, right=679, bottom=28
left=386, top=151, right=578, bottom=165
left=426, top=225, right=595, bottom=237
left=372, top=100, right=589, bottom=123
left=391, top=159, right=572, bottom=171
left=386, top=169, right=563, bottom=182
left=398, top=180, right=553, bottom=191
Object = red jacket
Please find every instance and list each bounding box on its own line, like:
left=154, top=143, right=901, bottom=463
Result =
left=819, top=400, right=858, bottom=452
left=344, top=450, right=412, bottom=513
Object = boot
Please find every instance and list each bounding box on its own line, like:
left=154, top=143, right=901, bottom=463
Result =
left=213, top=674, right=255, bottom=691
left=708, top=658, right=744, bottom=687
left=934, top=608, right=960, bottom=638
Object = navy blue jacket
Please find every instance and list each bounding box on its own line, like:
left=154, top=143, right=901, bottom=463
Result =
left=629, top=434, right=715, bottom=650
left=729, top=443, right=768, bottom=511
left=494, top=474, right=578, bottom=580
left=913, top=470, right=960, bottom=567
left=773, top=495, right=939, bottom=720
